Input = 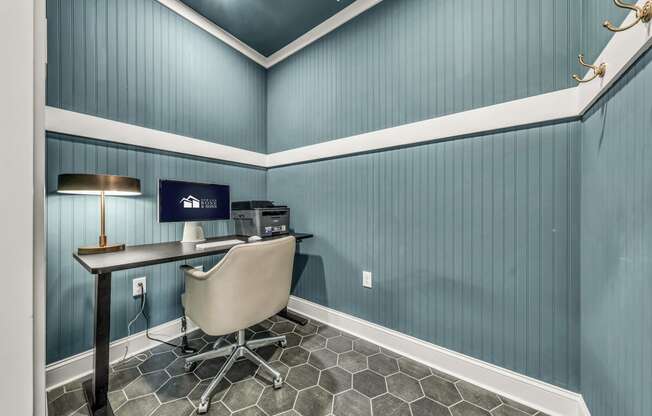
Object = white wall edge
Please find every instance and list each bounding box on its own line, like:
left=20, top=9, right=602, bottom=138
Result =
left=155, top=0, right=267, bottom=67
left=267, top=88, right=579, bottom=167
left=288, top=296, right=588, bottom=416
left=45, top=317, right=197, bottom=391
left=45, top=107, right=268, bottom=168
left=576, top=0, right=652, bottom=115
left=265, top=0, right=383, bottom=68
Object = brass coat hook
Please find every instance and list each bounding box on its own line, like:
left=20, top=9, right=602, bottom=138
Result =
left=603, top=0, right=652, bottom=32
left=572, top=54, right=606, bottom=83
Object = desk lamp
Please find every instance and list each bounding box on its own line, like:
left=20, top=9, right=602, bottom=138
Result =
left=57, top=173, right=141, bottom=254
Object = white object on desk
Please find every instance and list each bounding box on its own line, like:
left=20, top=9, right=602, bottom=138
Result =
left=195, top=239, right=244, bottom=250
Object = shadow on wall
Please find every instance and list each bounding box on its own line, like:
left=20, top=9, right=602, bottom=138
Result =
left=291, top=252, right=326, bottom=305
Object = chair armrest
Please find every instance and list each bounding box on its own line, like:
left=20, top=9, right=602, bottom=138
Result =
left=179, top=264, right=207, bottom=280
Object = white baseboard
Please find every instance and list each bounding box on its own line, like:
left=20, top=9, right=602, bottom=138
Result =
left=45, top=317, right=197, bottom=391
left=287, top=296, right=589, bottom=416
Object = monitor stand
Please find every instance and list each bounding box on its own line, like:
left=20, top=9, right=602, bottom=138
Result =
left=181, top=222, right=205, bottom=243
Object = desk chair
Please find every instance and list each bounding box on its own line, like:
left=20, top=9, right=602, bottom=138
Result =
left=180, top=236, right=296, bottom=414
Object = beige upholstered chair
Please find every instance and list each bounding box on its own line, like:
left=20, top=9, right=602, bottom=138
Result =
left=180, top=236, right=296, bottom=414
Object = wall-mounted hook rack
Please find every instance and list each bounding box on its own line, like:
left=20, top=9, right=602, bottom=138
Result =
left=572, top=54, right=606, bottom=84
left=603, top=0, right=652, bottom=32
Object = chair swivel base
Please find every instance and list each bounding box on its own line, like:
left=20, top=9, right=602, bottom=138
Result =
left=184, top=329, right=287, bottom=414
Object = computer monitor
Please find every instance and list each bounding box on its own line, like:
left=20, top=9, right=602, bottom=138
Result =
left=158, top=179, right=230, bottom=242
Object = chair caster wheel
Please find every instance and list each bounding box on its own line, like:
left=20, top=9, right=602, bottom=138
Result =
left=197, top=400, right=209, bottom=414
left=183, top=361, right=197, bottom=372
left=273, top=377, right=283, bottom=389
left=279, top=340, right=287, bottom=348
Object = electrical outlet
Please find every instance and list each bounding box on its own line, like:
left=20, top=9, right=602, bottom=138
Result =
left=362, top=271, right=372, bottom=288
left=133, top=277, right=146, bottom=297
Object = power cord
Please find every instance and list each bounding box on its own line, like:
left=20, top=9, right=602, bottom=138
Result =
left=119, top=283, right=150, bottom=364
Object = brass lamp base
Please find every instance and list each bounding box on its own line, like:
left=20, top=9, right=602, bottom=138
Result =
left=78, top=243, right=125, bottom=255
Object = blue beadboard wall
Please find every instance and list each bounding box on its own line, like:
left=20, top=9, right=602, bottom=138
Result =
left=581, top=0, right=628, bottom=63
left=46, top=0, right=267, bottom=153
left=46, top=134, right=266, bottom=364
left=268, top=122, right=582, bottom=391
left=580, top=51, right=652, bottom=416
left=266, top=0, right=582, bottom=153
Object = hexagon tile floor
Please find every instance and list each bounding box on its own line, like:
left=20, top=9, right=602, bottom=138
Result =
left=48, top=314, right=551, bottom=416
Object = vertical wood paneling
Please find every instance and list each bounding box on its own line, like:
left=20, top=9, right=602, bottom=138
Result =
left=266, top=0, right=582, bottom=153
left=268, top=122, right=582, bottom=391
left=581, top=0, right=629, bottom=64
left=580, top=50, right=652, bottom=416
left=46, top=134, right=266, bottom=364
left=46, top=0, right=267, bottom=153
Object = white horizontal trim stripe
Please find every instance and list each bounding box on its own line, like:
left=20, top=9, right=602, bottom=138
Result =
left=156, top=0, right=382, bottom=69
left=266, top=0, right=383, bottom=68
left=45, top=107, right=268, bottom=167
left=45, top=2, right=652, bottom=169
left=288, top=296, right=588, bottom=416
left=576, top=0, right=652, bottom=114
left=45, top=317, right=197, bottom=391
left=156, top=0, right=267, bottom=67
left=266, top=88, right=578, bottom=167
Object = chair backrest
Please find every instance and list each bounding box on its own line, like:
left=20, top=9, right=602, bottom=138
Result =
left=184, top=236, right=296, bottom=336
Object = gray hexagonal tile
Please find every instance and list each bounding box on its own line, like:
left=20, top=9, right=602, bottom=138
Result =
left=368, top=353, right=399, bottom=376
left=431, top=367, right=459, bottom=383
left=317, top=325, right=341, bottom=338
left=397, top=357, right=431, bottom=380
left=420, top=375, right=462, bottom=406
left=233, top=406, right=267, bottom=416
left=195, top=357, right=227, bottom=380
left=279, top=346, right=309, bottom=367
left=456, top=380, right=501, bottom=411
left=108, top=390, right=127, bottom=410
left=492, top=404, right=530, bottom=416
left=223, top=378, right=264, bottom=411
left=381, top=348, right=402, bottom=358
left=294, top=323, right=318, bottom=336
left=286, top=364, right=319, bottom=390
left=309, top=348, right=338, bottom=370
left=124, top=370, right=169, bottom=399
left=49, top=390, right=86, bottom=416
left=410, top=397, right=450, bottom=416
left=151, top=397, right=194, bottom=416
left=250, top=321, right=273, bottom=332
left=327, top=336, right=353, bottom=353
left=257, top=384, right=298, bottom=415
left=139, top=351, right=176, bottom=374
left=338, top=350, right=367, bottom=373
left=499, top=396, right=538, bottom=415
left=256, top=344, right=283, bottom=362
left=198, top=401, right=230, bottom=416
left=352, top=370, right=387, bottom=398
left=450, top=401, right=490, bottom=416
left=271, top=321, right=296, bottom=334
left=115, top=394, right=159, bottom=416
left=294, top=386, right=333, bottom=416
left=109, top=367, right=141, bottom=392
left=300, top=334, right=327, bottom=351
left=255, top=361, right=290, bottom=386
left=371, top=394, right=410, bottom=416
left=226, top=359, right=259, bottom=382
left=188, top=377, right=231, bottom=405
left=387, top=372, right=424, bottom=402
left=353, top=339, right=380, bottom=356
left=166, top=356, right=194, bottom=377
left=284, top=333, right=302, bottom=348
left=319, top=367, right=351, bottom=394
left=333, top=389, right=371, bottom=416
left=156, top=373, right=200, bottom=403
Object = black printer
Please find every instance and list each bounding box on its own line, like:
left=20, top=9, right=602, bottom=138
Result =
left=231, top=201, right=290, bottom=237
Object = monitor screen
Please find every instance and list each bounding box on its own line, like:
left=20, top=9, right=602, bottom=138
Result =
left=158, top=179, right=230, bottom=222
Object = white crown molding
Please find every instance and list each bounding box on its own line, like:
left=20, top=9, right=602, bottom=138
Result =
left=156, top=0, right=382, bottom=69
left=45, top=2, right=651, bottom=169
left=288, top=296, right=589, bottom=416
left=266, top=87, right=578, bottom=167
left=45, top=317, right=197, bottom=391
left=156, top=0, right=267, bottom=67
left=45, top=107, right=268, bottom=167
left=266, top=0, right=383, bottom=68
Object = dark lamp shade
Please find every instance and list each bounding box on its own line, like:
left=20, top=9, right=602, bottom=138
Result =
left=57, top=174, right=141, bottom=196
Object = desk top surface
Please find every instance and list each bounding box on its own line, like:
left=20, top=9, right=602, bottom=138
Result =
left=73, top=233, right=313, bottom=274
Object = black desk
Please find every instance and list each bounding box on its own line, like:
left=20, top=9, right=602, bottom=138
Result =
left=73, top=233, right=313, bottom=416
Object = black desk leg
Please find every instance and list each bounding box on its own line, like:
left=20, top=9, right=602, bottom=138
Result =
left=83, top=272, right=114, bottom=416
left=278, top=308, right=308, bottom=326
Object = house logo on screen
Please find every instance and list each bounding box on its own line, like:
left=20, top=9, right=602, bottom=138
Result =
left=180, top=195, right=218, bottom=209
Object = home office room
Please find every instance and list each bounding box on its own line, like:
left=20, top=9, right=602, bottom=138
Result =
left=1, top=0, right=651, bottom=415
